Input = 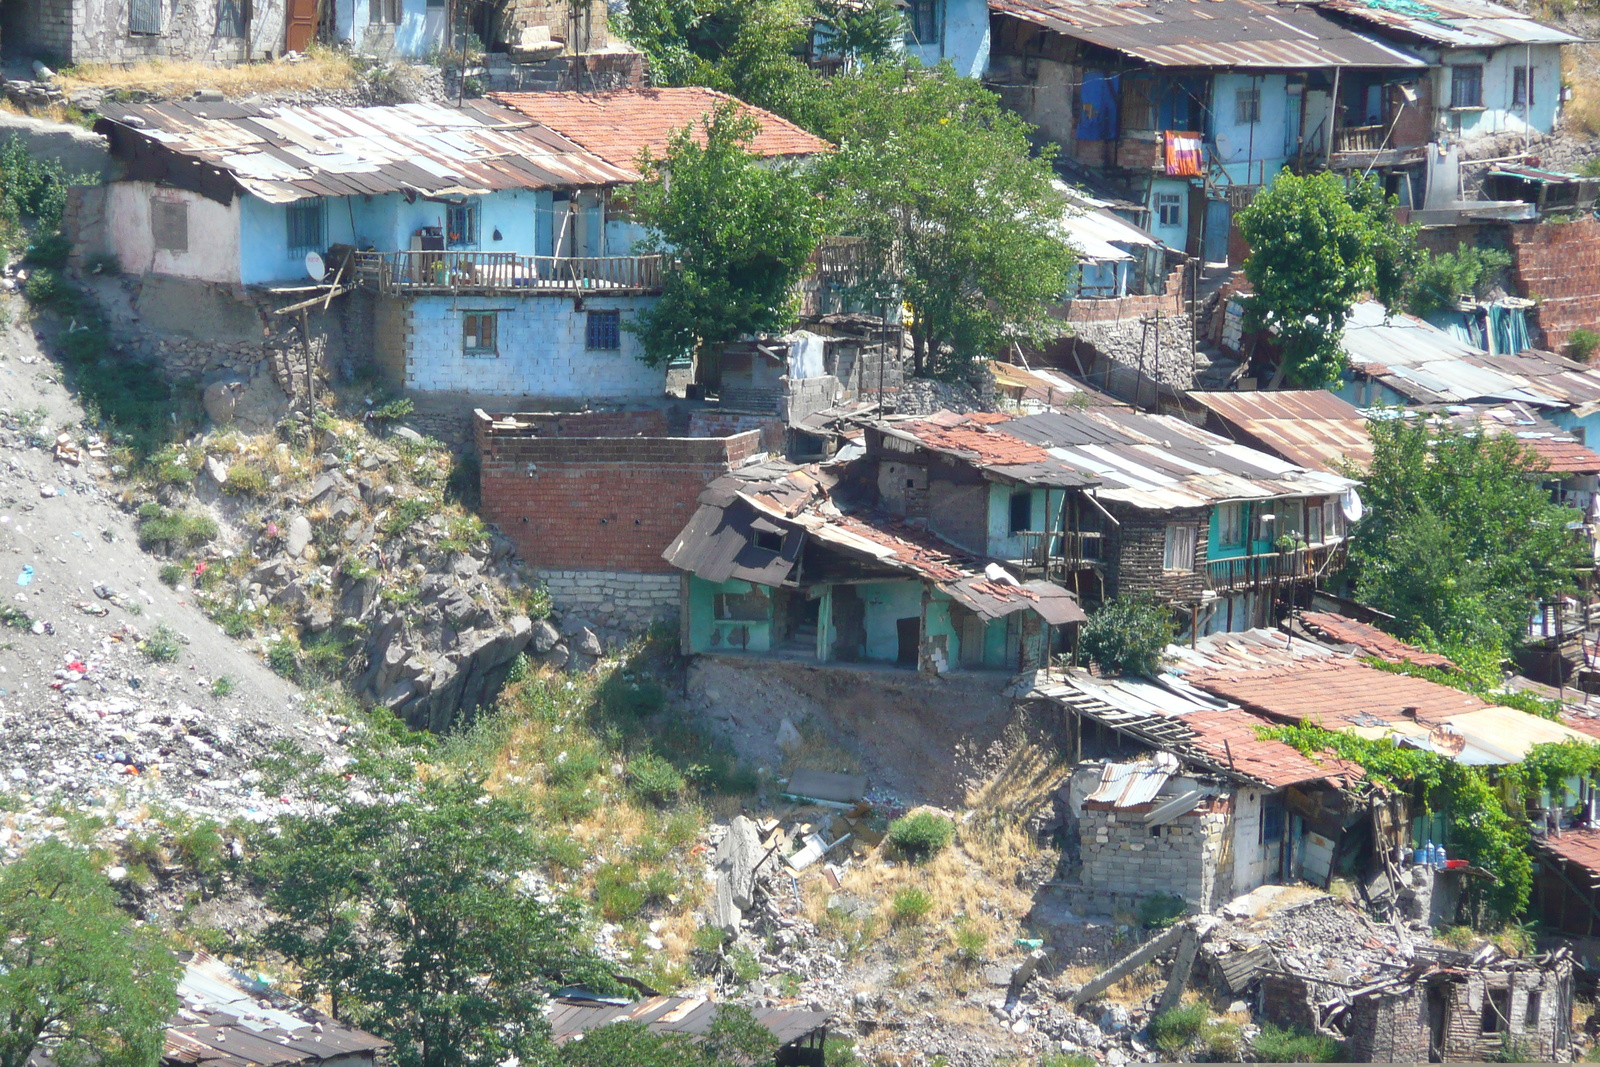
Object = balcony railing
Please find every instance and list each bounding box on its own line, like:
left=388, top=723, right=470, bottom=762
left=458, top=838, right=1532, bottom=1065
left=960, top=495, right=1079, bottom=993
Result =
left=353, top=251, right=666, bottom=296
left=1012, top=530, right=1104, bottom=580
left=1335, top=124, right=1386, bottom=153
left=1204, top=541, right=1346, bottom=593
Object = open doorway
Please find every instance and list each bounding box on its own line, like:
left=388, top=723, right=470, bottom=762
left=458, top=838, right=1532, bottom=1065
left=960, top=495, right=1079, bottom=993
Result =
left=896, top=617, right=920, bottom=667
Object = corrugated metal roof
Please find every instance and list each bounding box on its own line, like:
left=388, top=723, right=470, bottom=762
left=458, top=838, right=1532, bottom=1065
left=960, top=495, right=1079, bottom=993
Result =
left=547, top=995, right=831, bottom=1046
left=992, top=0, right=1428, bottom=68
left=97, top=99, right=638, bottom=204
left=1319, top=0, right=1579, bottom=48
left=881, top=408, right=1357, bottom=510
left=1433, top=403, right=1600, bottom=474
left=1188, top=390, right=1374, bottom=474
left=943, top=574, right=1088, bottom=624
left=1343, top=301, right=1600, bottom=409
left=1053, top=180, right=1163, bottom=262
left=1085, top=753, right=1181, bottom=806
left=1300, top=612, right=1457, bottom=668
left=1183, top=657, right=1488, bottom=726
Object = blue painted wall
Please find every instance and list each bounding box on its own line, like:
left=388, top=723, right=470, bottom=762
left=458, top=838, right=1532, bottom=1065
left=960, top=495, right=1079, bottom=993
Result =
left=985, top=483, right=1060, bottom=559
left=686, top=577, right=774, bottom=653
left=1208, top=72, right=1291, bottom=189
left=904, top=0, right=991, bottom=79
left=333, top=0, right=446, bottom=58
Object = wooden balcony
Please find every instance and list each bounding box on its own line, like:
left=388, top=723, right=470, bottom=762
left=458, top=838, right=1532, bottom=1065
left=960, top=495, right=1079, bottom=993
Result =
left=353, top=251, right=666, bottom=297
left=1012, top=530, right=1104, bottom=580
left=1335, top=124, right=1385, bottom=153
left=1204, top=541, right=1347, bottom=593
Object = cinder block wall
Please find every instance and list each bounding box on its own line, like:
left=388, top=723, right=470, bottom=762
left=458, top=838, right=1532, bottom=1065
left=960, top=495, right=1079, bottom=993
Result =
left=1079, top=795, right=1233, bottom=912
left=475, top=410, right=762, bottom=630
left=1508, top=216, right=1600, bottom=357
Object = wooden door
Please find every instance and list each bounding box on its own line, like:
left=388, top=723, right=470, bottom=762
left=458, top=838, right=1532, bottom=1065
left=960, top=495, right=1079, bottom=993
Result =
left=285, top=0, right=317, bottom=53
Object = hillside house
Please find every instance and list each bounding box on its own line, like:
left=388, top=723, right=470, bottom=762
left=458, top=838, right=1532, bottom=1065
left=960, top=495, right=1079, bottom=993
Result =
left=663, top=458, right=1086, bottom=671
left=861, top=409, right=1359, bottom=631
left=985, top=0, right=1425, bottom=262
left=88, top=91, right=829, bottom=403
left=1, top=0, right=287, bottom=66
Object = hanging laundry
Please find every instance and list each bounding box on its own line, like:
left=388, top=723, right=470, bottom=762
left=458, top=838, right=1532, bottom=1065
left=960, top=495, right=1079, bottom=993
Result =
left=1164, top=131, right=1204, bottom=177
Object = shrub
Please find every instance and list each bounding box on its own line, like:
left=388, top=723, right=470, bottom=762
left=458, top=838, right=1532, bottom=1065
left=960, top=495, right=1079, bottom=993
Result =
left=1200, top=1017, right=1245, bottom=1060
left=628, top=752, right=687, bottom=806
left=1569, top=328, right=1600, bottom=363
left=1407, top=242, right=1513, bottom=316
left=141, top=624, right=182, bottom=663
left=950, top=919, right=986, bottom=962
left=728, top=944, right=761, bottom=983
left=1253, top=1023, right=1341, bottom=1063
left=137, top=507, right=217, bottom=552
left=1149, top=1002, right=1209, bottom=1054
left=266, top=639, right=300, bottom=678
left=379, top=497, right=431, bottom=536
left=1079, top=595, right=1176, bottom=676
left=1138, top=891, right=1189, bottom=929
left=886, top=811, right=954, bottom=863
left=158, top=563, right=183, bottom=587
left=211, top=675, right=234, bottom=697
left=220, top=463, right=269, bottom=497
left=890, top=886, right=934, bottom=924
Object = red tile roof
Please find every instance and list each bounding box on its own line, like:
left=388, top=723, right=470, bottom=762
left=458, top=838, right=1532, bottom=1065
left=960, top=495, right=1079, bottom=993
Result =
left=1301, top=612, right=1456, bottom=670
left=491, top=88, right=833, bottom=170
left=1184, top=658, right=1487, bottom=728
left=827, top=513, right=969, bottom=582
left=1182, top=707, right=1365, bottom=789
left=897, top=414, right=1056, bottom=468
left=1537, top=826, right=1600, bottom=878
left=1524, top=436, right=1600, bottom=475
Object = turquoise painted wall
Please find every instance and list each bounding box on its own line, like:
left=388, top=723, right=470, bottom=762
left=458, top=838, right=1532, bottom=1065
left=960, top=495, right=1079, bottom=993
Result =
left=986, top=484, right=1056, bottom=559
left=1207, top=502, right=1248, bottom=562
left=861, top=580, right=924, bottom=662
left=686, top=576, right=773, bottom=654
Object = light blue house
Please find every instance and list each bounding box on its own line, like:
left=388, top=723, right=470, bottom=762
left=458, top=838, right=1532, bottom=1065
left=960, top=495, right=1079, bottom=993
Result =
left=903, top=0, right=991, bottom=79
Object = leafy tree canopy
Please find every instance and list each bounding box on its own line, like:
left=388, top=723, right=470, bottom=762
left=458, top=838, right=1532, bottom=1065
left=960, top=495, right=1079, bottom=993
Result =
left=1405, top=241, right=1513, bottom=317
left=1237, top=171, right=1418, bottom=388
left=556, top=1009, right=778, bottom=1067
left=1347, top=416, right=1587, bottom=659
left=818, top=63, right=1077, bottom=379
left=628, top=101, right=824, bottom=372
left=0, top=840, right=180, bottom=1067
left=254, top=778, right=617, bottom=1067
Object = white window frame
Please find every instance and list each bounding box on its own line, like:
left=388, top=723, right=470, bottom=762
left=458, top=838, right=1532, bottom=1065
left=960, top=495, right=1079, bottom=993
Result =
left=1156, top=193, right=1183, bottom=228
left=1215, top=502, right=1243, bottom=547
left=1235, top=87, right=1261, bottom=125
left=1163, top=523, right=1197, bottom=572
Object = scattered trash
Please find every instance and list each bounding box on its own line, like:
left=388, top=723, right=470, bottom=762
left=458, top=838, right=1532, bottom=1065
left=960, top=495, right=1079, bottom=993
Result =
left=38, top=486, right=59, bottom=498
left=16, top=566, right=33, bottom=587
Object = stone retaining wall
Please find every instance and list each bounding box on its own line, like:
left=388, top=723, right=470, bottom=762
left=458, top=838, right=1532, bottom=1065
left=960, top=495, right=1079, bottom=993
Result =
left=536, top=568, right=679, bottom=632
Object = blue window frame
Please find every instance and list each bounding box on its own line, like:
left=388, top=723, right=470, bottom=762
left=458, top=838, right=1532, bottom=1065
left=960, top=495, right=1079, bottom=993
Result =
left=586, top=309, right=621, bottom=350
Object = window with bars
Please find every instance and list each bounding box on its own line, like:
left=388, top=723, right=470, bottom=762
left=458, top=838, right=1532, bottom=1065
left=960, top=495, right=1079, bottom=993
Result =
left=1235, top=86, right=1261, bottom=125
left=151, top=200, right=188, bottom=253
left=1512, top=65, right=1534, bottom=107
left=285, top=198, right=324, bottom=254
left=1450, top=65, right=1483, bottom=109
left=906, top=0, right=938, bottom=43
left=585, top=309, right=621, bottom=350
left=463, top=312, right=497, bottom=355
left=130, top=0, right=161, bottom=34
left=446, top=202, right=478, bottom=248
left=1163, top=523, right=1197, bottom=571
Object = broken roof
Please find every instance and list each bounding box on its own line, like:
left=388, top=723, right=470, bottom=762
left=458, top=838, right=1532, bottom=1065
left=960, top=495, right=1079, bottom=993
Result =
left=491, top=87, right=833, bottom=169
left=547, top=994, right=830, bottom=1047
left=991, top=0, right=1427, bottom=68
left=990, top=361, right=1129, bottom=412
left=662, top=459, right=1086, bottom=623
left=877, top=408, right=1357, bottom=509
left=1183, top=707, right=1367, bottom=789
left=1536, top=826, right=1600, bottom=882
left=1343, top=301, right=1600, bottom=411
left=1318, top=0, right=1579, bottom=48
left=1300, top=612, right=1456, bottom=670
left=95, top=99, right=638, bottom=204
left=163, top=951, right=388, bottom=1067
left=1052, top=181, right=1166, bottom=262
left=1431, top=402, right=1600, bottom=474
left=1188, top=390, right=1374, bottom=475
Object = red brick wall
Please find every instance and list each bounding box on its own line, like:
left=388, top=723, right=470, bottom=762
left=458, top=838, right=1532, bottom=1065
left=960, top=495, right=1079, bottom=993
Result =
left=475, top=411, right=760, bottom=573
left=1507, top=216, right=1600, bottom=355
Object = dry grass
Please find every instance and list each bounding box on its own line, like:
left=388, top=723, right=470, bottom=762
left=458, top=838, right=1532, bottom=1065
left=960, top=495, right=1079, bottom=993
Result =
left=964, top=735, right=1070, bottom=818
left=57, top=48, right=360, bottom=98
left=1061, top=960, right=1164, bottom=1006
left=779, top=723, right=864, bottom=778
left=1563, top=45, right=1600, bottom=137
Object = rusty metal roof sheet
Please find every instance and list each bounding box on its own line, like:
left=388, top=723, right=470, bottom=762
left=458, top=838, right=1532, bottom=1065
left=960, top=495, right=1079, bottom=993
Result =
left=1344, top=302, right=1600, bottom=410
left=877, top=408, right=1359, bottom=507
left=1300, top=612, right=1457, bottom=669
left=492, top=87, right=833, bottom=168
left=991, top=0, right=1427, bottom=68
left=1183, top=707, right=1366, bottom=788
left=159, top=951, right=388, bottom=1067
left=547, top=995, right=830, bottom=1046
left=1537, top=826, right=1600, bottom=881
left=1084, top=752, right=1181, bottom=806
left=1430, top=402, right=1600, bottom=474
left=1318, top=0, right=1579, bottom=48
left=96, top=99, right=638, bottom=204
left=1188, top=390, right=1374, bottom=474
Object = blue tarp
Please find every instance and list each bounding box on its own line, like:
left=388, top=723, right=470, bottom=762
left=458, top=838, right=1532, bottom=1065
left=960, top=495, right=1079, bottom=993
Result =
left=1078, top=71, right=1120, bottom=141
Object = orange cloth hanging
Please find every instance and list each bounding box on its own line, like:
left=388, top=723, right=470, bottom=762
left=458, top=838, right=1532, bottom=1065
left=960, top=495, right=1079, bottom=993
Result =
left=1164, top=131, right=1204, bottom=177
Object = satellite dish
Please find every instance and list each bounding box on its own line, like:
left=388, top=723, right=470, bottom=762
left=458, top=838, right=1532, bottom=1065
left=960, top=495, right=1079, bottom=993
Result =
left=305, top=251, right=326, bottom=281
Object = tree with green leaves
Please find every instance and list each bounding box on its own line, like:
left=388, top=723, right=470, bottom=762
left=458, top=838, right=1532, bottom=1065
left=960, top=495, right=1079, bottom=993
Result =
left=558, top=1009, right=778, bottom=1067
left=1236, top=171, right=1418, bottom=388
left=628, top=100, right=824, bottom=377
left=0, top=840, right=181, bottom=1067
left=813, top=0, right=906, bottom=69
left=1078, top=594, right=1177, bottom=676
left=819, top=64, right=1077, bottom=379
left=254, top=778, right=615, bottom=1067
left=1347, top=417, right=1587, bottom=661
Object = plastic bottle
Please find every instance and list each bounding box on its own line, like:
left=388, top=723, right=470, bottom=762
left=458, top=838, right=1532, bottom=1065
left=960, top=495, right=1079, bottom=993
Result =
left=1425, top=839, right=1437, bottom=868
left=1414, top=844, right=1428, bottom=865
left=1436, top=845, right=1448, bottom=869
